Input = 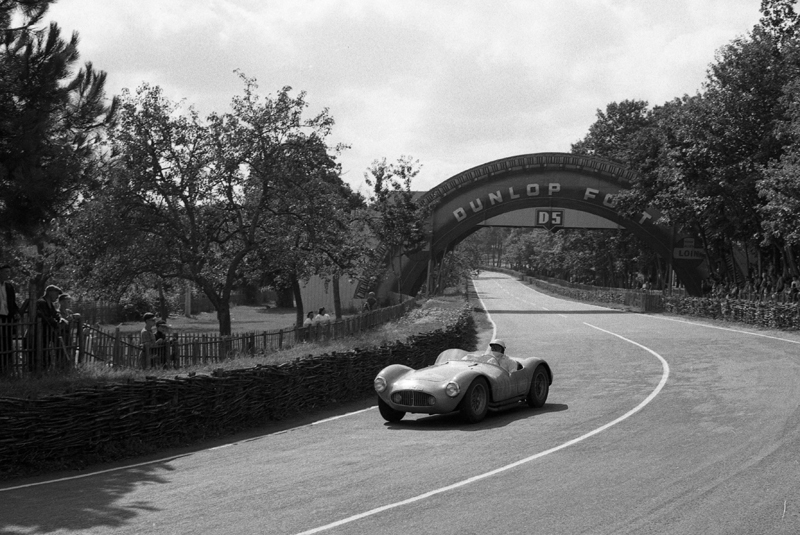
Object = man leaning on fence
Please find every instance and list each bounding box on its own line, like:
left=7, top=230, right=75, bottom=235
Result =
left=34, top=285, right=65, bottom=370
left=140, top=312, right=159, bottom=368
left=0, top=264, right=19, bottom=375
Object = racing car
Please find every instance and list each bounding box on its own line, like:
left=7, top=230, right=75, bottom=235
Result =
left=373, top=346, right=552, bottom=423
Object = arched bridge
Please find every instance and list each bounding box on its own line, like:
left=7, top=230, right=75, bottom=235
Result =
left=358, top=152, right=707, bottom=298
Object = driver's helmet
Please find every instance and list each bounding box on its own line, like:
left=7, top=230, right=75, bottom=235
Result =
left=489, top=338, right=506, bottom=351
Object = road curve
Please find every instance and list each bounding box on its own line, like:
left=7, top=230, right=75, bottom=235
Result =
left=2, top=271, right=800, bottom=535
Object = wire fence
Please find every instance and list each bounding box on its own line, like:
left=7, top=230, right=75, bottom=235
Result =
left=0, top=298, right=417, bottom=378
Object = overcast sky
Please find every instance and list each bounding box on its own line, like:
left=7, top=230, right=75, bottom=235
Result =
left=45, top=0, right=763, bottom=195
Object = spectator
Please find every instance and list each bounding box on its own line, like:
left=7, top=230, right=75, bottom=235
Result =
left=140, top=312, right=158, bottom=367
left=154, top=320, right=171, bottom=367
left=57, top=293, right=76, bottom=344
left=57, top=293, right=74, bottom=317
left=302, top=311, right=315, bottom=341
left=313, top=307, right=331, bottom=325
left=364, top=292, right=378, bottom=312
left=35, top=285, right=65, bottom=369
left=0, top=264, right=19, bottom=375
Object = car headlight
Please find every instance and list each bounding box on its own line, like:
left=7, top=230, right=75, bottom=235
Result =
left=445, top=381, right=460, bottom=397
left=374, top=376, right=387, bottom=393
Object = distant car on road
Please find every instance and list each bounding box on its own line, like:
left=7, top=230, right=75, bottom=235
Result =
left=373, top=348, right=552, bottom=423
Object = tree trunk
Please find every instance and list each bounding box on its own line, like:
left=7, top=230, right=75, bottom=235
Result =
left=157, top=279, right=168, bottom=320
left=217, top=302, right=232, bottom=337
left=332, top=274, right=342, bottom=319
left=292, top=276, right=304, bottom=327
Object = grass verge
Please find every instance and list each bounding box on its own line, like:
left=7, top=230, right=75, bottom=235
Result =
left=0, top=295, right=489, bottom=399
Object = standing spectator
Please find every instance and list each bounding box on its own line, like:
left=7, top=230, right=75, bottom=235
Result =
left=56, top=293, right=73, bottom=316
left=791, top=276, right=799, bottom=303
left=303, top=311, right=315, bottom=341
left=57, top=293, right=76, bottom=345
left=313, top=307, right=331, bottom=325
left=313, top=307, right=332, bottom=340
left=0, top=264, right=19, bottom=375
left=742, top=277, right=755, bottom=301
left=364, top=292, right=378, bottom=312
left=759, top=273, right=771, bottom=301
left=140, top=312, right=158, bottom=367
left=35, top=285, right=64, bottom=369
left=154, top=320, right=171, bottom=367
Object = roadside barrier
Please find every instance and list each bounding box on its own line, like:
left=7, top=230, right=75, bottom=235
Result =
left=489, top=268, right=800, bottom=330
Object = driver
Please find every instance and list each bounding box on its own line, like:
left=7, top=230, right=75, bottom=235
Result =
left=486, top=338, right=516, bottom=373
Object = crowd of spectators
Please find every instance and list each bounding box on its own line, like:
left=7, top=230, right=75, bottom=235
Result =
left=704, top=273, right=799, bottom=303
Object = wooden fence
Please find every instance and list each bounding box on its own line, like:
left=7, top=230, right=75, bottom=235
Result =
left=0, top=298, right=417, bottom=377
left=0, top=318, right=84, bottom=378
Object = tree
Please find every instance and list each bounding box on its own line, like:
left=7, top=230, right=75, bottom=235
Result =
left=571, top=100, right=653, bottom=166
left=0, top=1, right=118, bottom=298
left=363, top=156, right=428, bottom=294
left=68, top=77, right=351, bottom=336
left=0, top=1, right=117, bottom=239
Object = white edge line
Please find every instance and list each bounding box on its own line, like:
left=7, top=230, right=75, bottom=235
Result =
left=646, top=315, right=800, bottom=344
left=295, top=321, right=670, bottom=535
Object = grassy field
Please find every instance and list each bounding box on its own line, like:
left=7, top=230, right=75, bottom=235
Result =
left=100, top=305, right=299, bottom=334
left=1, top=295, right=493, bottom=399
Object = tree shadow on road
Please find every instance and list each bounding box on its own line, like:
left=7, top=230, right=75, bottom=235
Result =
left=0, top=458, right=186, bottom=535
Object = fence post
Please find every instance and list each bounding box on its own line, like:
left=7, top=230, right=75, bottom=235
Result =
left=114, top=328, right=124, bottom=368
left=192, top=339, right=200, bottom=366
left=76, top=315, right=84, bottom=364
left=278, top=329, right=283, bottom=350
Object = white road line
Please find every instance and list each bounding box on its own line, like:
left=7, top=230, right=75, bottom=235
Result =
left=0, top=456, right=190, bottom=492
left=646, top=315, right=800, bottom=344
left=474, top=279, right=498, bottom=344
left=294, top=311, right=671, bottom=534
left=495, top=273, right=800, bottom=345
left=311, top=407, right=375, bottom=425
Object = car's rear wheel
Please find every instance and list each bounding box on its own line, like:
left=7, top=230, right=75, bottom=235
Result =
left=460, top=378, right=489, bottom=423
left=527, top=365, right=549, bottom=408
left=378, top=398, right=405, bottom=422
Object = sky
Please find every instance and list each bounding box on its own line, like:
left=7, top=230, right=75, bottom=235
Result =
left=45, top=0, right=764, bottom=196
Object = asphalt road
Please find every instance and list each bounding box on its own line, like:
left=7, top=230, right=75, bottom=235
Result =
left=2, top=271, right=800, bottom=535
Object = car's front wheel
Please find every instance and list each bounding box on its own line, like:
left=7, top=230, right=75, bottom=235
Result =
left=378, top=398, right=405, bottom=422
left=460, top=378, right=489, bottom=423
left=527, top=365, right=549, bottom=408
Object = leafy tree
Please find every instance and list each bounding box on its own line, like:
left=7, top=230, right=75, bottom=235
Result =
left=571, top=100, right=653, bottom=166
left=0, top=1, right=117, bottom=239
left=759, top=73, right=800, bottom=269
left=68, top=78, right=352, bottom=335
left=1, top=0, right=117, bottom=299
left=363, top=156, right=428, bottom=294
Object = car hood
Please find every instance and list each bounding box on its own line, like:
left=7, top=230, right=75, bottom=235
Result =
left=399, top=361, right=479, bottom=384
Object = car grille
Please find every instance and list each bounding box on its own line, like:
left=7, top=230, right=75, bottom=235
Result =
left=393, top=390, right=435, bottom=407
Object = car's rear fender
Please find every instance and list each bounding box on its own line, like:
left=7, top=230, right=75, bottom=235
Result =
left=519, top=357, right=553, bottom=385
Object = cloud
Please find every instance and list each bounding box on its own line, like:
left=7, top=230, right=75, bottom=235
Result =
left=46, top=0, right=762, bottom=192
